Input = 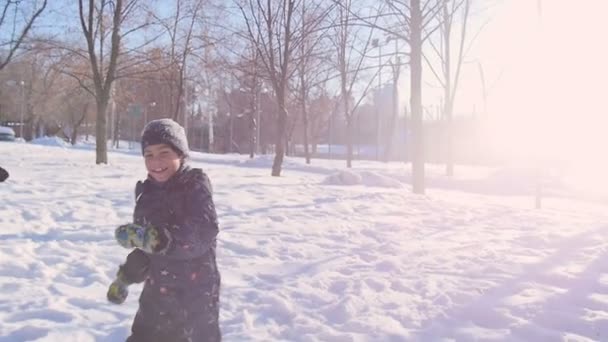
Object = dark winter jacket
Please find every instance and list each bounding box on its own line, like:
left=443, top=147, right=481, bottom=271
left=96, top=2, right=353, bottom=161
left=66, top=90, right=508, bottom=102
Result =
left=0, top=166, right=8, bottom=182
left=120, top=165, right=221, bottom=342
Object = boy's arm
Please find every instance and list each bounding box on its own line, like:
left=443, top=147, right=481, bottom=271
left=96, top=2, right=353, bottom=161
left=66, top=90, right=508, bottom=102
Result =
left=119, top=248, right=150, bottom=284
left=160, top=174, right=219, bottom=259
left=107, top=248, right=150, bottom=304
left=115, top=173, right=218, bottom=259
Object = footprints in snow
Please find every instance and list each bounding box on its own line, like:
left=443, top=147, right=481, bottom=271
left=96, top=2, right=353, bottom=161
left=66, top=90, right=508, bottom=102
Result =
left=5, top=309, right=74, bottom=324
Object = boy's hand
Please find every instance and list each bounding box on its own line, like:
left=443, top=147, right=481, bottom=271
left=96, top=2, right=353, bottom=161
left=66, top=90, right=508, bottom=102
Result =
left=107, top=278, right=129, bottom=304
left=107, top=269, right=130, bottom=304
left=115, top=223, right=168, bottom=253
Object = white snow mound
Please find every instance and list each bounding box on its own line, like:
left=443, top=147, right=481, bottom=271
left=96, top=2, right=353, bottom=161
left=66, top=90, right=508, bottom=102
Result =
left=30, top=136, right=71, bottom=148
left=324, top=170, right=402, bottom=188
left=360, top=171, right=403, bottom=188
left=324, top=170, right=362, bottom=185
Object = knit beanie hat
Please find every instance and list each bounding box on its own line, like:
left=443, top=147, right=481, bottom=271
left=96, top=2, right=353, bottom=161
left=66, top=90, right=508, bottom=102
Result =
left=141, top=118, right=189, bottom=157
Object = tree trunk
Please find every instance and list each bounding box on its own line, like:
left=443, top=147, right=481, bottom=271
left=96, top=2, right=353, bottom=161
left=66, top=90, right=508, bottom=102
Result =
left=71, top=105, right=88, bottom=145
left=346, top=118, right=353, bottom=168
left=403, top=105, right=409, bottom=162
left=96, top=98, right=109, bottom=164
left=444, top=3, right=454, bottom=177
left=445, top=104, right=454, bottom=176
left=173, top=66, right=184, bottom=121
left=285, top=139, right=289, bottom=157
left=410, top=0, right=425, bottom=194
left=300, top=66, right=311, bottom=164
left=342, top=70, right=352, bottom=168
left=535, top=167, right=542, bottom=209
left=228, top=114, right=234, bottom=153
left=249, top=105, right=255, bottom=159
left=384, top=73, right=400, bottom=162
left=113, top=103, right=121, bottom=148
left=303, top=101, right=310, bottom=164
left=71, top=127, right=79, bottom=145
left=271, top=92, right=287, bottom=176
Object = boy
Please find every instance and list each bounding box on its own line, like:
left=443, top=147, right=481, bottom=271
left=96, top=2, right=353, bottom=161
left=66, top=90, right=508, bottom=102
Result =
left=108, top=118, right=221, bottom=342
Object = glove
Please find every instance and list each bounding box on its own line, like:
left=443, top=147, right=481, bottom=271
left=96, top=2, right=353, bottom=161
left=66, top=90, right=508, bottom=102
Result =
left=115, top=223, right=168, bottom=253
left=107, top=270, right=129, bottom=304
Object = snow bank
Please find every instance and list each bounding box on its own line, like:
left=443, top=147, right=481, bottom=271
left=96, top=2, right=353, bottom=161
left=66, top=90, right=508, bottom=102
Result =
left=360, top=171, right=404, bottom=188
left=323, top=170, right=403, bottom=188
left=323, top=170, right=362, bottom=185
left=29, top=136, right=71, bottom=148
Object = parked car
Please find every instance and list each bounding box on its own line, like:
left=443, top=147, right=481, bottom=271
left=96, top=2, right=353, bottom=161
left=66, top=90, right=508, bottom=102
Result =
left=0, top=126, right=16, bottom=141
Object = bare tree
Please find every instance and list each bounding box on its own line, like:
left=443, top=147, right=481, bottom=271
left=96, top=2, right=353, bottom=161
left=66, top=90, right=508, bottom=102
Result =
left=408, top=0, right=443, bottom=193
left=380, top=0, right=445, bottom=193
left=308, top=89, right=335, bottom=154
left=238, top=0, right=299, bottom=176
left=333, top=0, right=446, bottom=190
left=293, top=1, right=332, bottom=164
left=55, top=85, right=91, bottom=145
left=227, top=39, right=265, bottom=159
left=423, top=0, right=473, bottom=176
left=383, top=44, right=404, bottom=162
left=0, top=42, right=73, bottom=140
left=77, top=0, right=126, bottom=163
left=0, top=0, right=48, bottom=71
left=75, top=0, right=157, bottom=163
left=22, top=45, right=64, bottom=140
left=331, top=0, right=380, bottom=168
left=152, top=0, right=207, bottom=129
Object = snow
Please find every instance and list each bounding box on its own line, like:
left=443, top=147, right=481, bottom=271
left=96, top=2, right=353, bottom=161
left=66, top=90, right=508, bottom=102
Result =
left=1, top=141, right=608, bottom=341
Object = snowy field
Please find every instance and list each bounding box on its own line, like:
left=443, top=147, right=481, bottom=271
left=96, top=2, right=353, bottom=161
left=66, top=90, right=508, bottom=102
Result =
left=1, top=138, right=608, bottom=341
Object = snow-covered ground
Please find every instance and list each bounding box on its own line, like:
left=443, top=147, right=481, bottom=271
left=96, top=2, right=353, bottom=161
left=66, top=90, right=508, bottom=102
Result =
left=1, top=138, right=608, bottom=341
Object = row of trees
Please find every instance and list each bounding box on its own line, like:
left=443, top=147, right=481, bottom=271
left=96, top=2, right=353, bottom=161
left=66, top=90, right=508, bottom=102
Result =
left=221, top=0, right=478, bottom=190
left=0, top=0, right=481, bottom=194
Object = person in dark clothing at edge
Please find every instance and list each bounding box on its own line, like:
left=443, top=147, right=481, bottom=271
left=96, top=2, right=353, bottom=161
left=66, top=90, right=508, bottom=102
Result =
left=0, top=166, right=8, bottom=182
left=107, top=118, right=221, bottom=342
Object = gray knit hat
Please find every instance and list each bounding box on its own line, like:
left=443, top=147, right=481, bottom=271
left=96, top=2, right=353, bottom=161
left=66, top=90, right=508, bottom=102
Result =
left=141, top=118, right=189, bottom=157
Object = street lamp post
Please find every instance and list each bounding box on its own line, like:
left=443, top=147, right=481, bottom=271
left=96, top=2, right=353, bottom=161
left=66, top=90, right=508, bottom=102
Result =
left=19, top=80, right=25, bottom=139
left=144, top=101, right=156, bottom=126
left=208, top=106, right=214, bottom=153
left=372, top=38, right=383, bottom=160
left=535, top=0, right=543, bottom=209
left=256, top=86, right=261, bottom=155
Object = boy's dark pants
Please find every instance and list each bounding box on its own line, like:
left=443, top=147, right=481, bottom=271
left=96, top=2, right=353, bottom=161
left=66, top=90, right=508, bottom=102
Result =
left=122, top=249, right=221, bottom=342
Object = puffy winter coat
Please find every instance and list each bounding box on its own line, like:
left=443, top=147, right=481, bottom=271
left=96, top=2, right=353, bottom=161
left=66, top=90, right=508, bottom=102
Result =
left=121, top=165, right=221, bottom=342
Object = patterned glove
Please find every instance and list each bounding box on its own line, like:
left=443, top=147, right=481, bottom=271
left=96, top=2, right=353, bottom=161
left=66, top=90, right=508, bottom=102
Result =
left=107, top=270, right=129, bottom=304
left=115, top=223, right=169, bottom=253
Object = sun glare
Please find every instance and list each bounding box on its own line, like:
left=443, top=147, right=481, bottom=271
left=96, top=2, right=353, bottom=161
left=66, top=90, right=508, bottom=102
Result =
left=478, top=0, right=608, bottom=175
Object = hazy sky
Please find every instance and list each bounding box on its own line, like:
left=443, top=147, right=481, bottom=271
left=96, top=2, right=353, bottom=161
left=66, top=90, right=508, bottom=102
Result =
left=432, top=0, right=608, bottom=165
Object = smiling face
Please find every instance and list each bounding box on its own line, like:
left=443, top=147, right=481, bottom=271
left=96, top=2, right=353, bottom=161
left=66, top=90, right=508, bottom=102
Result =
left=143, top=143, right=182, bottom=183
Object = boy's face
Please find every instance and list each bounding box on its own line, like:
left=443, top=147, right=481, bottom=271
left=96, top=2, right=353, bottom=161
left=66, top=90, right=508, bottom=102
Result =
left=143, top=143, right=181, bottom=183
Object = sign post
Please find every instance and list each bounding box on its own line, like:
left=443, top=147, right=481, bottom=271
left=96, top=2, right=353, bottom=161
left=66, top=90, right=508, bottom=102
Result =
left=127, top=104, right=143, bottom=149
